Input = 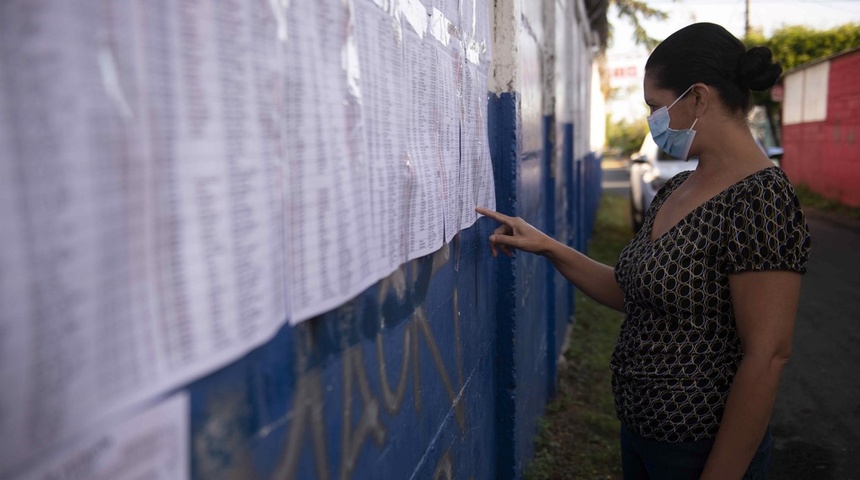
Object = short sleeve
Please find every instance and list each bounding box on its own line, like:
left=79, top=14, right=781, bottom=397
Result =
left=723, top=173, right=811, bottom=274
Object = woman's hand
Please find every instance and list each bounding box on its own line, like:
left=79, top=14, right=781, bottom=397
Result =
left=475, top=207, right=554, bottom=258
left=477, top=207, right=626, bottom=311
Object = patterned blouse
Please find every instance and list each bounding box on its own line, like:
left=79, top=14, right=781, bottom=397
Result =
left=612, top=166, right=811, bottom=442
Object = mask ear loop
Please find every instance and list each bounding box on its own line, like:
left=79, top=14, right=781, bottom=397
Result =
left=668, top=84, right=696, bottom=110
left=682, top=117, right=700, bottom=162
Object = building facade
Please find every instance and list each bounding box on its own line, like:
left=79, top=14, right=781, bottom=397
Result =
left=781, top=48, right=860, bottom=207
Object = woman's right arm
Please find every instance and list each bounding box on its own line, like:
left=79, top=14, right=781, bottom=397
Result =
left=476, top=207, right=626, bottom=312
left=542, top=239, right=626, bottom=312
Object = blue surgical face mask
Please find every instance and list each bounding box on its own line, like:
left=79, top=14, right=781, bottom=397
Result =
left=647, top=85, right=698, bottom=161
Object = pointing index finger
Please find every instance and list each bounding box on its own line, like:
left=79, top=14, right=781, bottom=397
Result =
left=475, top=207, right=512, bottom=223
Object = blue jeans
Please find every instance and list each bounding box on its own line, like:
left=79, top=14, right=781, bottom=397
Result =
left=620, top=424, right=772, bottom=480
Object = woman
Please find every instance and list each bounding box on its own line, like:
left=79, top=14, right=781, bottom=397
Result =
left=477, top=23, right=811, bottom=479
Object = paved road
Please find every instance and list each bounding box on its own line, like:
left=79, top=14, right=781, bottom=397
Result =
left=601, top=162, right=860, bottom=478
left=601, top=161, right=631, bottom=200
left=771, top=212, right=860, bottom=480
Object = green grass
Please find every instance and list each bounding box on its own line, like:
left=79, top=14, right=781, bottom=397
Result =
left=525, top=193, right=634, bottom=480
left=795, top=184, right=860, bottom=220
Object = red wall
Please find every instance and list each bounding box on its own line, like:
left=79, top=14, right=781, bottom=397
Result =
left=782, top=52, right=860, bottom=207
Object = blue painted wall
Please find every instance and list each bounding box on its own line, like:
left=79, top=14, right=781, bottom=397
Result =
left=181, top=2, right=603, bottom=479
left=183, top=101, right=601, bottom=480
left=188, top=227, right=500, bottom=479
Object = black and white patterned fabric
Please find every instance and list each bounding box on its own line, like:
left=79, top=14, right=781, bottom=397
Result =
left=612, top=166, right=811, bottom=442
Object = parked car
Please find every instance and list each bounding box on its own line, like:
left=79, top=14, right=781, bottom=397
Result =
left=628, top=133, right=697, bottom=232
left=628, top=128, right=783, bottom=232
left=749, top=105, right=783, bottom=166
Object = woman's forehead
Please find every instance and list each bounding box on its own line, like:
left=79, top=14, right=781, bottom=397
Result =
left=642, top=74, right=664, bottom=100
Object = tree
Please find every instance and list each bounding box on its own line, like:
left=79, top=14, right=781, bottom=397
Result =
left=612, top=0, right=668, bottom=49
left=584, top=0, right=670, bottom=52
left=586, top=0, right=670, bottom=100
left=606, top=117, right=648, bottom=157
left=744, top=23, right=860, bottom=144
left=744, top=23, right=860, bottom=72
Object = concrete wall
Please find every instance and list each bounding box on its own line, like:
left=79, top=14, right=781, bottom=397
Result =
left=782, top=50, right=860, bottom=207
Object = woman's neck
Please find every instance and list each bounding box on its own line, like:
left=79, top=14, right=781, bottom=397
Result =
left=693, top=122, right=772, bottom=179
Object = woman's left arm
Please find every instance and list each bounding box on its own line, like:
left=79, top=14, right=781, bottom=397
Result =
left=700, top=269, right=802, bottom=480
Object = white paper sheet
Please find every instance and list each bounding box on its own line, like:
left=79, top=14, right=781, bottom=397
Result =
left=17, top=393, right=189, bottom=480
left=404, top=24, right=446, bottom=258
left=0, top=32, right=32, bottom=478
left=356, top=0, right=410, bottom=274
left=433, top=0, right=461, bottom=27
left=0, top=0, right=496, bottom=473
left=436, top=45, right=464, bottom=243
left=460, top=62, right=496, bottom=230
left=282, top=0, right=379, bottom=323
left=0, top=1, right=288, bottom=472
left=459, top=61, right=480, bottom=230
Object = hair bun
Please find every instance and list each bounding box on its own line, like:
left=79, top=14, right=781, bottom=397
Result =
left=738, top=46, right=783, bottom=91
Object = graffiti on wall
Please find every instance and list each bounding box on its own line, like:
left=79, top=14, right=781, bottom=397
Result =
left=193, top=243, right=481, bottom=479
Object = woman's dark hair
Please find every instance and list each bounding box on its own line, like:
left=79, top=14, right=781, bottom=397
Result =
left=645, top=23, right=782, bottom=115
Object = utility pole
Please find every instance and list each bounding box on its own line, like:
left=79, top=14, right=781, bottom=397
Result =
left=745, top=0, right=751, bottom=37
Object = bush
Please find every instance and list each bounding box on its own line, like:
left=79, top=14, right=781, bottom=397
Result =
left=606, top=117, right=647, bottom=157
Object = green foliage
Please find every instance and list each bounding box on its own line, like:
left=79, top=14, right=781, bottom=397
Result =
left=606, top=117, right=647, bottom=157
left=743, top=23, right=860, bottom=139
left=744, top=23, right=860, bottom=72
left=611, top=0, right=668, bottom=49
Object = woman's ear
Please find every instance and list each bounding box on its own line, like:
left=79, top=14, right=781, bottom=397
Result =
left=692, top=83, right=710, bottom=117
